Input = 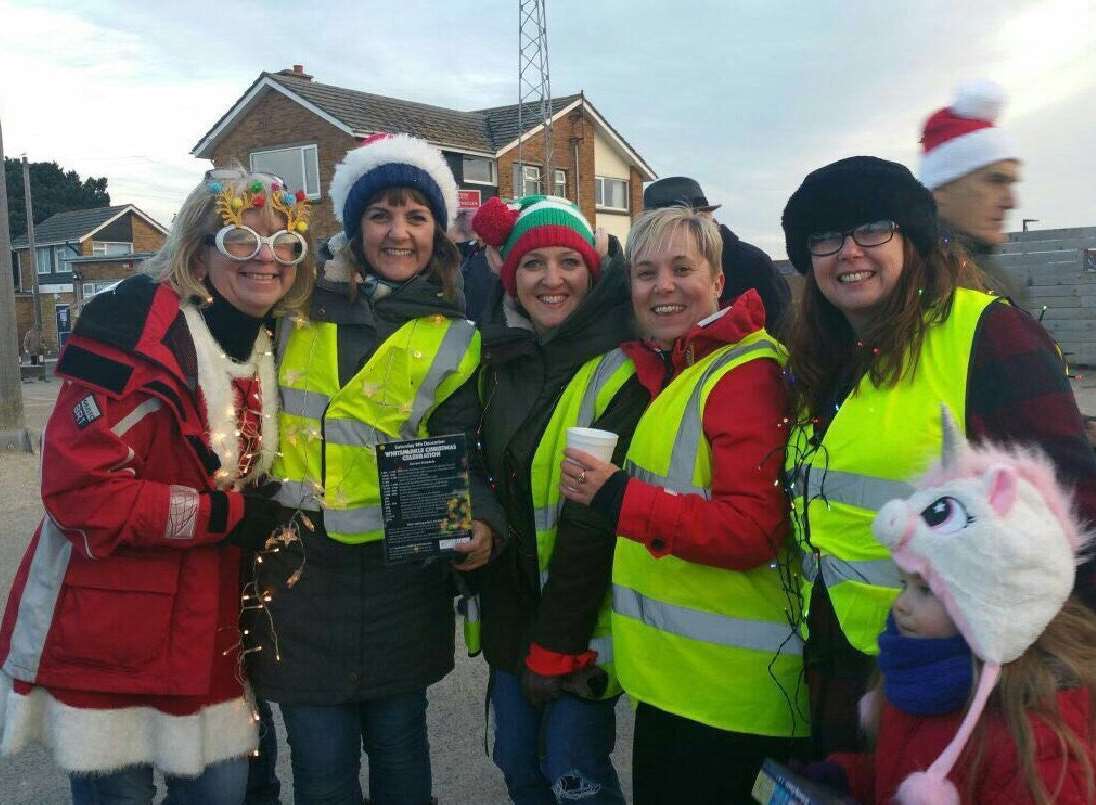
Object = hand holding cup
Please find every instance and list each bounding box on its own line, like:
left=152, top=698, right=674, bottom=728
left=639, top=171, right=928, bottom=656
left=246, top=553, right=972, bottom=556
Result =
left=560, top=427, right=619, bottom=506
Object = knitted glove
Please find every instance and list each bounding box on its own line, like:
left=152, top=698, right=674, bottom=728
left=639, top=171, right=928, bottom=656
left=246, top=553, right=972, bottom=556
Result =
left=224, top=483, right=291, bottom=551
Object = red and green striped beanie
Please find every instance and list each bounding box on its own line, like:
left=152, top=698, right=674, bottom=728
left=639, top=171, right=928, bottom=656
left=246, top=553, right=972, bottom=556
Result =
left=472, top=194, right=601, bottom=296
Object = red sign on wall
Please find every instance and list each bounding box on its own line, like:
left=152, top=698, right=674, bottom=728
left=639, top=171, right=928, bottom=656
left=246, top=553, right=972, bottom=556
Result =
left=457, top=190, right=482, bottom=209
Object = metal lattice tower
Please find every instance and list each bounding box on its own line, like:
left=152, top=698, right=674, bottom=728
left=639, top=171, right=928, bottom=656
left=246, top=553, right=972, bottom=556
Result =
left=517, top=0, right=552, bottom=196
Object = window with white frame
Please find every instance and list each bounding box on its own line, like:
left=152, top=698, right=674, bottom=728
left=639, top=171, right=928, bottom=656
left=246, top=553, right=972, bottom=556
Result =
left=553, top=169, right=567, bottom=198
left=463, top=156, right=496, bottom=185
left=90, top=242, right=133, bottom=257
left=511, top=164, right=543, bottom=197
left=82, top=280, right=118, bottom=298
left=55, top=244, right=79, bottom=272
left=35, top=246, right=53, bottom=274
left=250, top=144, right=321, bottom=199
left=595, top=177, right=629, bottom=211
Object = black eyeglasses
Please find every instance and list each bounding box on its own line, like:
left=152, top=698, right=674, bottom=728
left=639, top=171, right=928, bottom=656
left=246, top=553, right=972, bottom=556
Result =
left=807, top=220, right=901, bottom=257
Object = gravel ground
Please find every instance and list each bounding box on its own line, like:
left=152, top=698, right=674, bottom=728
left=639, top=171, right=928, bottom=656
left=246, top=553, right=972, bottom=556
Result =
left=3, top=373, right=1094, bottom=804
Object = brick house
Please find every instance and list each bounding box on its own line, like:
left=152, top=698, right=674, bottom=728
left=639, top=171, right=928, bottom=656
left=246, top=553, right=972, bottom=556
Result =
left=11, top=204, right=167, bottom=353
left=192, top=66, right=656, bottom=243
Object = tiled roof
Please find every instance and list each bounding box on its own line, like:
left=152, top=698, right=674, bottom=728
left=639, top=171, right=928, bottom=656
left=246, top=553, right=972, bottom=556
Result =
left=12, top=205, right=129, bottom=248
left=474, top=95, right=584, bottom=148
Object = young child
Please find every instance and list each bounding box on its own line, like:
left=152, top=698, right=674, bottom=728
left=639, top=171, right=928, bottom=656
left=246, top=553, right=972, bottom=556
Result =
left=823, top=408, right=1096, bottom=804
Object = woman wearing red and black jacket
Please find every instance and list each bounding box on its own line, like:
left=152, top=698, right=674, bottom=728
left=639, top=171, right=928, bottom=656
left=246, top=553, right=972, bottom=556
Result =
left=562, top=206, right=808, bottom=804
left=0, top=169, right=312, bottom=804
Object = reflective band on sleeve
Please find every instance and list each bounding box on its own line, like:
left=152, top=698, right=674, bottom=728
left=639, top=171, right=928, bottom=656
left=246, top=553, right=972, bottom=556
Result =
left=613, top=584, right=803, bottom=656
left=325, top=418, right=392, bottom=449
left=403, top=320, right=476, bottom=439
left=800, top=469, right=916, bottom=513
left=111, top=398, right=163, bottom=437
left=622, top=460, right=711, bottom=499
left=273, top=480, right=323, bottom=512
left=280, top=386, right=330, bottom=420
left=323, top=505, right=385, bottom=534
left=801, top=552, right=901, bottom=589
left=165, top=485, right=199, bottom=540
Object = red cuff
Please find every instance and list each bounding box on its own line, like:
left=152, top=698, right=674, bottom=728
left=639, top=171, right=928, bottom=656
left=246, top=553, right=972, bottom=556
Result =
left=619, top=479, right=674, bottom=557
left=525, top=643, right=598, bottom=676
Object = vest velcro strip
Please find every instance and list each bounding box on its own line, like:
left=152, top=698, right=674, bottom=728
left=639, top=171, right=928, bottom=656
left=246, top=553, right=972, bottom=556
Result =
left=612, top=584, right=803, bottom=656
left=801, top=553, right=901, bottom=589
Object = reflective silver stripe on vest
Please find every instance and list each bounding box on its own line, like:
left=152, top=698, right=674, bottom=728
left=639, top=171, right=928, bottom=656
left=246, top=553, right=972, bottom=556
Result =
left=793, top=468, right=915, bottom=513
left=403, top=320, right=477, bottom=439
left=588, top=635, right=613, bottom=664
left=629, top=339, right=779, bottom=497
left=324, top=505, right=385, bottom=534
left=801, top=552, right=901, bottom=590
left=576, top=348, right=628, bottom=428
left=325, top=418, right=392, bottom=449
left=280, top=386, right=330, bottom=420
left=273, top=479, right=323, bottom=512
left=534, top=506, right=556, bottom=533
left=613, top=584, right=803, bottom=656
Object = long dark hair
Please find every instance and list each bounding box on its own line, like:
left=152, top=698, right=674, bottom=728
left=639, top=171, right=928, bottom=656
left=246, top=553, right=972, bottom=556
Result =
left=348, top=187, right=460, bottom=301
left=785, top=238, right=987, bottom=418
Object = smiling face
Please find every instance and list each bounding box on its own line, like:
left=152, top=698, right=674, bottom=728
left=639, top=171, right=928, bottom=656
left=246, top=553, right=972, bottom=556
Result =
left=630, top=228, right=724, bottom=348
left=811, top=230, right=906, bottom=334
left=892, top=569, right=959, bottom=639
left=933, top=160, right=1019, bottom=246
left=360, top=192, right=436, bottom=282
left=514, top=246, right=591, bottom=334
left=201, top=208, right=297, bottom=317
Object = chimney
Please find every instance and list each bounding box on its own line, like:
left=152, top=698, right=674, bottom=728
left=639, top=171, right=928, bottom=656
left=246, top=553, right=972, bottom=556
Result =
left=277, top=65, right=312, bottom=80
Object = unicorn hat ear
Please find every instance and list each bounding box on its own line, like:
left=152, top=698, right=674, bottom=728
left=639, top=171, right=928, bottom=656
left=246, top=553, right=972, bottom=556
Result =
left=939, top=404, right=962, bottom=470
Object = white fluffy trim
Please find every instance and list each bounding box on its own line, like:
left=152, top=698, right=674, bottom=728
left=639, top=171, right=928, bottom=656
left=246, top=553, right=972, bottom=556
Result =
left=0, top=673, right=258, bottom=776
left=952, top=79, right=1006, bottom=122
left=182, top=305, right=278, bottom=490
left=919, top=126, right=1020, bottom=190
left=329, top=133, right=458, bottom=225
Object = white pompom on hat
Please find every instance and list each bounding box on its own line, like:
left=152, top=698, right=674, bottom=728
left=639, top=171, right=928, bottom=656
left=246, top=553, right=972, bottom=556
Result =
left=919, top=80, right=1020, bottom=190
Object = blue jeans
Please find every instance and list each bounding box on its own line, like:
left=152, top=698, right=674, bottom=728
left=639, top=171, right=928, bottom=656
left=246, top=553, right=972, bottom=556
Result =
left=490, top=669, right=624, bottom=804
left=246, top=697, right=282, bottom=805
left=70, top=757, right=248, bottom=805
left=279, top=691, right=431, bottom=805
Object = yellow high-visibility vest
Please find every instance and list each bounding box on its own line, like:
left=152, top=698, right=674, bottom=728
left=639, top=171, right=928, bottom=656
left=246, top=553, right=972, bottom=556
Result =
left=528, top=348, right=636, bottom=697
left=272, top=314, right=480, bottom=544
left=612, top=330, right=809, bottom=736
left=786, top=288, right=998, bottom=654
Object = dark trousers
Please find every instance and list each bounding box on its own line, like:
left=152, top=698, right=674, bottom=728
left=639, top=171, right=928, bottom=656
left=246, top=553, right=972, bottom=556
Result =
left=632, top=703, right=807, bottom=805
left=246, top=697, right=282, bottom=804
left=803, top=585, right=877, bottom=759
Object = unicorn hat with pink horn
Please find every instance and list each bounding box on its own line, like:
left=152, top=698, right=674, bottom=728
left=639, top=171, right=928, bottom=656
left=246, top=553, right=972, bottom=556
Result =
left=871, top=405, right=1089, bottom=804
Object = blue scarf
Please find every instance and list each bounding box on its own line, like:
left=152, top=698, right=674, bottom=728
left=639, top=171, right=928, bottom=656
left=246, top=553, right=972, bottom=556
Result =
left=877, top=614, right=973, bottom=716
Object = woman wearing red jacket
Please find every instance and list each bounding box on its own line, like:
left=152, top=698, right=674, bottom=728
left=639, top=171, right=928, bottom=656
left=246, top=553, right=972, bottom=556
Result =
left=0, top=169, right=313, bottom=804
left=562, top=206, right=807, bottom=803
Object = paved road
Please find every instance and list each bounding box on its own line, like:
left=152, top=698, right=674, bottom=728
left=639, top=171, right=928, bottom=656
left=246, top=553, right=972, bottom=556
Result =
left=5, top=373, right=1096, bottom=803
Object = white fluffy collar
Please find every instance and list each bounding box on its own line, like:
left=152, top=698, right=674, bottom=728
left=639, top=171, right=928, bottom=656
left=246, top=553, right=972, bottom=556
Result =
left=181, top=304, right=278, bottom=490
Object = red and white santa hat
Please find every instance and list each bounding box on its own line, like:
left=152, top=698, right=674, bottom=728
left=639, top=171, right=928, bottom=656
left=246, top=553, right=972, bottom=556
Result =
left=919, top=80, right=1020, bottom=190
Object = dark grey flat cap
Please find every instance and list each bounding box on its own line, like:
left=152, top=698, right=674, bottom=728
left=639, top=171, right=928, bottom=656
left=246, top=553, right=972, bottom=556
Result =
left=643, top=176, right=721, bottom=212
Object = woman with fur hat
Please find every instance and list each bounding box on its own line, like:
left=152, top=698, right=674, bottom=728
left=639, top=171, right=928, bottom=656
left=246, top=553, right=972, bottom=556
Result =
left=780, top=156, right=1096, bottom=759
left=0, top=168, right=313, bottom=803
left=817, top=410, right=1096, bottom=804
left=247, top=133, right=503, bottom=805
left=471, top=193, right=636, bottom=804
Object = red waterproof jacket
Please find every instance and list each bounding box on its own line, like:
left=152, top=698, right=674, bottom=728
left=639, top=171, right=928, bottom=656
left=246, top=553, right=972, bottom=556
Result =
left=831, top=688, right=1096, bottom=803
left=616, top=289, right=790, bottom=569
left=0, top=277, right=247, bottom=701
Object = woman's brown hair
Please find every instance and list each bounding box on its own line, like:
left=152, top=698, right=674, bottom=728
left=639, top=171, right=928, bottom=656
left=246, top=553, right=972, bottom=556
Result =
left=784, top=238, right=987, bottom=419
left=346, top=187, right=460, bottom=301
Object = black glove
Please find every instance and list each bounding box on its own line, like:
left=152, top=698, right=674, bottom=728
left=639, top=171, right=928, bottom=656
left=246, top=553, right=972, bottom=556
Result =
left=559, top=666, right=609, bottom=700
left=521, top=668, right=563, bottom=709
left=224, top=484, right=291, bottom=551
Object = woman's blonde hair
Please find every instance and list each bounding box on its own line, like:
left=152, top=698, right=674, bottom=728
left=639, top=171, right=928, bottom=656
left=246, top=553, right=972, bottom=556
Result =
left=625, top=205, right=723, bottom=275
left=144, top=168, right=315, bottom=314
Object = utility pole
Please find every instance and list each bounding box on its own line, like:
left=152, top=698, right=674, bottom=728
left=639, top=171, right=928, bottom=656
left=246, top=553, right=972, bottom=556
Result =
left=22, top=156, right=42, bottom=339
left=517, top=0, right=553, bottom=196
left=0, top=119, right=32, bottom=451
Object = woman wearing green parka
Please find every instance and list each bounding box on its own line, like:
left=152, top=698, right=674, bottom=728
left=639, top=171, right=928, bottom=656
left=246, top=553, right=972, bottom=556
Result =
left=247, top=133, right=503, bottom=805
left=471, top=194, right=641, bottom=804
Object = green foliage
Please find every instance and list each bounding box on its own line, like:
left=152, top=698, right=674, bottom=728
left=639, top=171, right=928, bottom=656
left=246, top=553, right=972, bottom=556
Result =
left=4, top=158, right=110, bottom=242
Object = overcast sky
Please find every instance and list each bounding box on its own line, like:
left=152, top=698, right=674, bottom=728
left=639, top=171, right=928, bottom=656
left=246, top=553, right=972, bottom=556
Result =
left=2, top=0, right=1092, bottom=258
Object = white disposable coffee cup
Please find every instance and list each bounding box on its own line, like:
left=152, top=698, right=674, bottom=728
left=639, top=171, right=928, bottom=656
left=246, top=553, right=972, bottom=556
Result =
left=566, top=427, right=619, bottom=463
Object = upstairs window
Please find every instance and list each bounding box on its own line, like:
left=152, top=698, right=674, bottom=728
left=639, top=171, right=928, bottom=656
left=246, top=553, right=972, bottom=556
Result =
left=511, top=164, right=543, bottom=197
left=36, top=246, right=52, bottom=274
left=554, top=169, right=567, bottom=198
left=595, top=177, right=629, bottom=212
left=90, top=242, right=133, bottom=257
left=463, top=156, right=496, bottom=185
left=250, top=144, right=321, bottom=199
